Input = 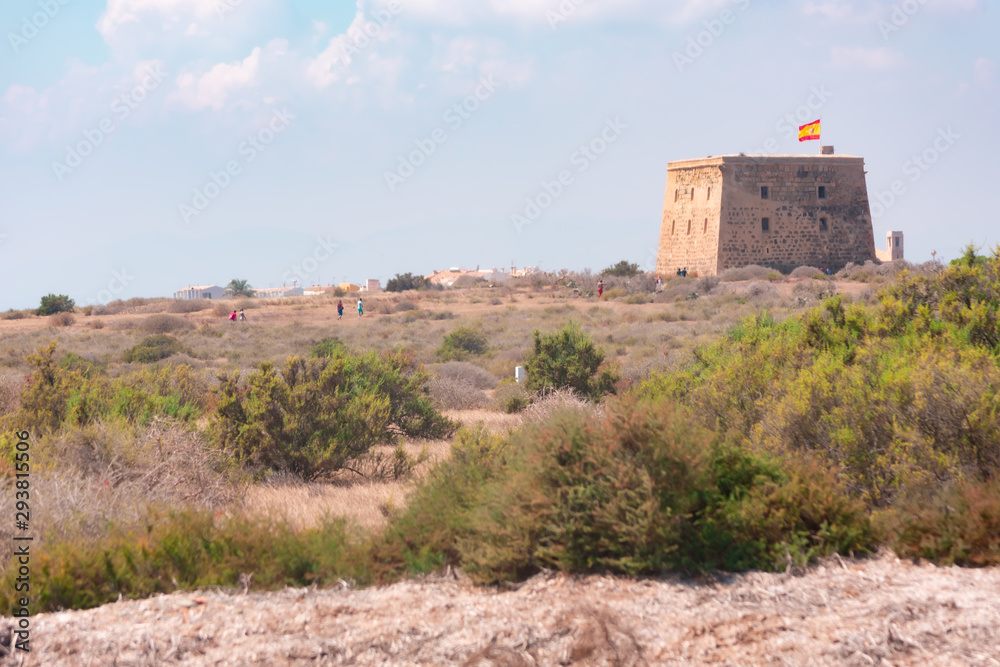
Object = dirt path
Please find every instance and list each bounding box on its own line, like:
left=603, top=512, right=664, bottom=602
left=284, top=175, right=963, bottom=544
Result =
left=4, top=552, right=999, bottom=665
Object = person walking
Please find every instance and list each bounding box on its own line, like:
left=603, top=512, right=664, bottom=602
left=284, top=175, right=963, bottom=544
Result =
left=357, top=297, right=364, bottom=318
left=337, top=300, right=344, bottom=320
left=238, top=309, right=246, bottom=322
left=228, top=310, right=237, bottom=323
left=597, top=280, right=604, bottom=298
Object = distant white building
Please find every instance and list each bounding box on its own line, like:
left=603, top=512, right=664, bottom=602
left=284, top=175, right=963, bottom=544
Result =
left=174, top=285, right=225, bottom=300
left=254, top=286, right=305, bottom=298
left=361, top=279, right=381, bottom=292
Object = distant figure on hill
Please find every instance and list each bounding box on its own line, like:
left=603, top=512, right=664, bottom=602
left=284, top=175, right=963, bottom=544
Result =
left=357, top=298, right=364, bottom=318
left=228, top=310, right=237, bottom=323
left=337, top=300, right=344, bottom=320
left=655, top=276, right=661, bottom=290
left=681, top=267, right=688, bottom=278
left=676, top=267, right=682, bottom=277
left=597, top=280, right=604, bottom=298
left=238, top=309, right=246, bottom=322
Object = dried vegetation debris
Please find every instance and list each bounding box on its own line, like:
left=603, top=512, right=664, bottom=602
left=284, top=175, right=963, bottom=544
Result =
left=4, top=552, right=1000, bottom=666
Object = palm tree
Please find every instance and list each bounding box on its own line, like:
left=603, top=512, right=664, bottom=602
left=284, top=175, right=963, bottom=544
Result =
left=225, top=278, right=255, bottom=298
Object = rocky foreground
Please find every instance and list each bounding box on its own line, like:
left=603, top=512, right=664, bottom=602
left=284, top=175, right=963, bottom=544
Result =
left=3, top=552, right=1000, bottom=666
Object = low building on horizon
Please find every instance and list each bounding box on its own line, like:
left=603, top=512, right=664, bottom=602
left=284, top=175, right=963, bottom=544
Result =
left=253, top=286, right=305, bottom=298
left=174, top=285, right=225, bottom=300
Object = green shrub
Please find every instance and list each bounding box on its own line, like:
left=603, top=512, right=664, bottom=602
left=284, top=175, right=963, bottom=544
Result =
left=437, top=326, right=490, bottom=361
left=386, top=272, right=428, bottom=292
left=523, top=323, right=618, bottom=400
left=602, top=260, right=640, bottom=277
left=310, top=337, right=347, bottom=358
left=637, top=252, right=1000, bottom=507
left=37, top=293, right=75, bottom=316
left=209, top=349, right=454, bottom=480
left=382, top=399, right=873, bottom=584
left=124, top=334, right=183, bottom=363
left=0, top=508, right=368, bottom=614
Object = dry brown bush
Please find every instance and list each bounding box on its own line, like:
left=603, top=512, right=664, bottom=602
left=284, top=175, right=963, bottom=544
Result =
left=394, top=300, right=419, bottom=312
left=719, top=264, right=774, bottom=282
left=92, top=297, right=168, bottom=316
left=140, top=314, right=193, bottom=334
left=49, top=312, right=75, bottom=327
left=167, top=299, right=212, bottom=313
left=0, top=420, right=242, bottom=557
left=521, top=387, right=601, bottom=423
left=428, top=376, right=489, bottom=411
left=433, top=361, right=499, bottom=389
left=790, top=265, right=821, bottom=278
left=0, top=374, right=23, bottom=417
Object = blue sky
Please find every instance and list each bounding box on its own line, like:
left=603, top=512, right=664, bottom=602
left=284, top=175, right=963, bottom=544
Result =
left=0, top=0, right=997, bottom=309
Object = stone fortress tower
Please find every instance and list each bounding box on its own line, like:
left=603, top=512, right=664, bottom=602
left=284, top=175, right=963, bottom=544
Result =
left=655, top=147, right=880, bottom=277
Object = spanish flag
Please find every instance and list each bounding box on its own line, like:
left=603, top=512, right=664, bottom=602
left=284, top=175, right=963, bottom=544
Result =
left=799, top=119, right=821, bottom=142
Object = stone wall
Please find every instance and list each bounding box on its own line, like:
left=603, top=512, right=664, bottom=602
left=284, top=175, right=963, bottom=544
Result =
left=655, top=160, right=722, bottom=277
left=656, top=154, right=877, bottom=277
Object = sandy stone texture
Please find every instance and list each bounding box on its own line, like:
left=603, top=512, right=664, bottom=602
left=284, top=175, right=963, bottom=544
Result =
left=3, top=552, right=1000, bottom=666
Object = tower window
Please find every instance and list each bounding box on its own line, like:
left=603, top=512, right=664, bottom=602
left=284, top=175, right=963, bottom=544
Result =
left=690, top=189, right=695, bottom=201
left=703, top=218, right=708, bottom=234
left=761, top=186, right=769, bottom=199
left=820, top=218, right=828, bottom=233
left=895, top=237, right=900, bottom=247
left=762, top=217, right=770, bottom=232
left=818, top=186, right=827, bottom=199
left=674, top=189, right=679, bottom=202
left=706, top=187, right=711, bottom=200
left=687, top=220, right=691, bottom=235
left=671, top=220, right=676, bottom=236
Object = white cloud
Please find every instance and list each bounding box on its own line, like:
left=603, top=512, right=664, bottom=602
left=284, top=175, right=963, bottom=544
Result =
left=173, top=47, right=261, bottom=110
left=381, top=0, right=737, bottom=28
left=98, top=0, right=223, bottom=40
left=831, top=45, right=904, bottom=70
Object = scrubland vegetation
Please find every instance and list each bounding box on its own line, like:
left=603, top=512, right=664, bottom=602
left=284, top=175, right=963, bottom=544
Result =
left=3, top=253, right=999, bottom=615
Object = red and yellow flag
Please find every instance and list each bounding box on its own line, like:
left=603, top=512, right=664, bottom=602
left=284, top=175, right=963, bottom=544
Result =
left=799, top=119, right=821, bottom=142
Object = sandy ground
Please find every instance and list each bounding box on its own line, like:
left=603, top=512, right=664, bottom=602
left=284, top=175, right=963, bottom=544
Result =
left=3, top=552, right=999, bottom=666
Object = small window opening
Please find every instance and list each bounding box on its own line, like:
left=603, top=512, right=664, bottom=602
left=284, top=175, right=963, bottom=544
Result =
left=761, top=186, right=769, bottom=200
left=895, top=237, right=900, bottom=247
left=690, top=189, right=695, bottom=201
left=671, top=220, right=676, bottom=236
left=703, top=218, right=708, bottom=234
left=687, top=220, right=691, bottom=235
left=761, top=217, right=770, bottom=232
left=706, top=187, right=711, bottom=200
left=819, top=218, right=828, bottom=233
left=674, top=189, right=679, bottom=202
left=818, top=186, right=826, bottom=199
